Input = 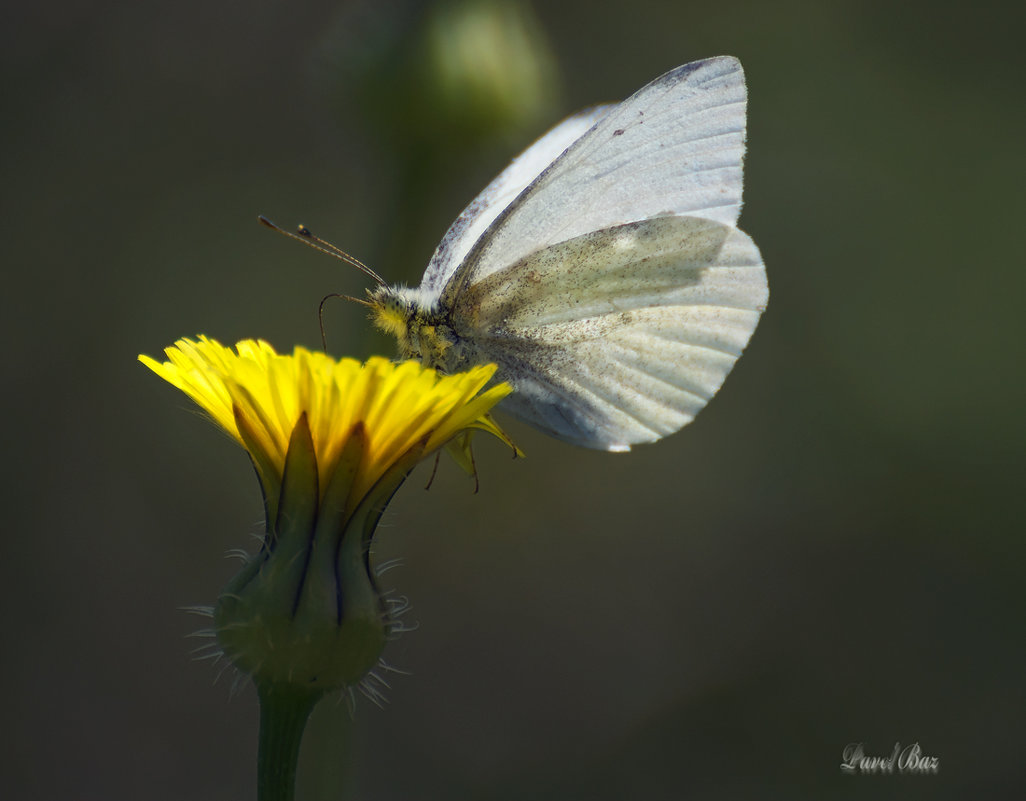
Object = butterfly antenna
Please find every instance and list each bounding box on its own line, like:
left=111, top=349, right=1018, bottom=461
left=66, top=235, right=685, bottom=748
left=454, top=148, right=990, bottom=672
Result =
left=318, top=292, right=371, bottom=352
left=258, top=215, right=387, bottom=287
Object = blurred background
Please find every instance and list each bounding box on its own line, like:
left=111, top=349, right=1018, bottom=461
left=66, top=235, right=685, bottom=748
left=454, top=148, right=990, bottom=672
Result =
left=3, top=1, right=1024, bottom=799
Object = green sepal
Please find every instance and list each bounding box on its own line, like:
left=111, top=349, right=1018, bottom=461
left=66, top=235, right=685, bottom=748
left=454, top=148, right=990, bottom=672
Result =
left=213, top=418, right=417, bottom=693
left=444, top=431, right=477, bottom=476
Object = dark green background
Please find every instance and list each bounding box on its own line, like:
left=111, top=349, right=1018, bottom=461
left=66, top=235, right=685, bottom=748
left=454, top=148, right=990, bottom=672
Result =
left=4, top=1, right=1024, bottom=799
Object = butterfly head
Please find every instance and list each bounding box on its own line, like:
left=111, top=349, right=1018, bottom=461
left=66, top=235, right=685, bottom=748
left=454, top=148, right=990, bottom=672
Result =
left=369, top=285, right=464, bottom=373
left=368, top=285, right=416, bottom=346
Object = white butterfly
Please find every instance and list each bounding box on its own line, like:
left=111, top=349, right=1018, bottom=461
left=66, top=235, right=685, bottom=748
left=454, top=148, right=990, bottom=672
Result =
left=370, top=56, right=768, bottom=451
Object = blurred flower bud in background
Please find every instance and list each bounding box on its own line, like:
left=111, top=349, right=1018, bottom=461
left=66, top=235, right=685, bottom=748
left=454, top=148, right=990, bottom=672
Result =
left=314, top=0, right=560, bottom=278
left=416, top=0, right=559, bottom=143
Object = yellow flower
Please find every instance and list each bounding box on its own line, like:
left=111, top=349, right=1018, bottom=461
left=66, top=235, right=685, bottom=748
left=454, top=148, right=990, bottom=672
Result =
left=140, top=335, right=512, bottom=519
left=140, top=336, right=514, bottom=693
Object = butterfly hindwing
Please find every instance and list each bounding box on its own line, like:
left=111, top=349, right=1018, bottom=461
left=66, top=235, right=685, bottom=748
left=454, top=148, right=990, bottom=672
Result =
left=452, top=215, right=766, bottom=449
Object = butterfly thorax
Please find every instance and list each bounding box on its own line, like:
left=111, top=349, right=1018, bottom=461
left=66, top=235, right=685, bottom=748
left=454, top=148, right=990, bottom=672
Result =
left=368, top=285, right=470, bottom=374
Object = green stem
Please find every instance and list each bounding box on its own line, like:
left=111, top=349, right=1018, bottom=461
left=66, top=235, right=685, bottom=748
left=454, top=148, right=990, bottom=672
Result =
left=256, top=684, right=324, bottom=801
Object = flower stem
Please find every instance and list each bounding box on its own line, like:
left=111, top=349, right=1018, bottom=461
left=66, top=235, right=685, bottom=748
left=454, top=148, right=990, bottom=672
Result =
left=256, top=684, right=323, bottom=801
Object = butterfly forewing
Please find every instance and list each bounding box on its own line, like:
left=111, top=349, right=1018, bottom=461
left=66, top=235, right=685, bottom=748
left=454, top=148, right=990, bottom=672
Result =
left=444, top=56, right=749, bottom=304
left=419, top=106, right=614, bottom=299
